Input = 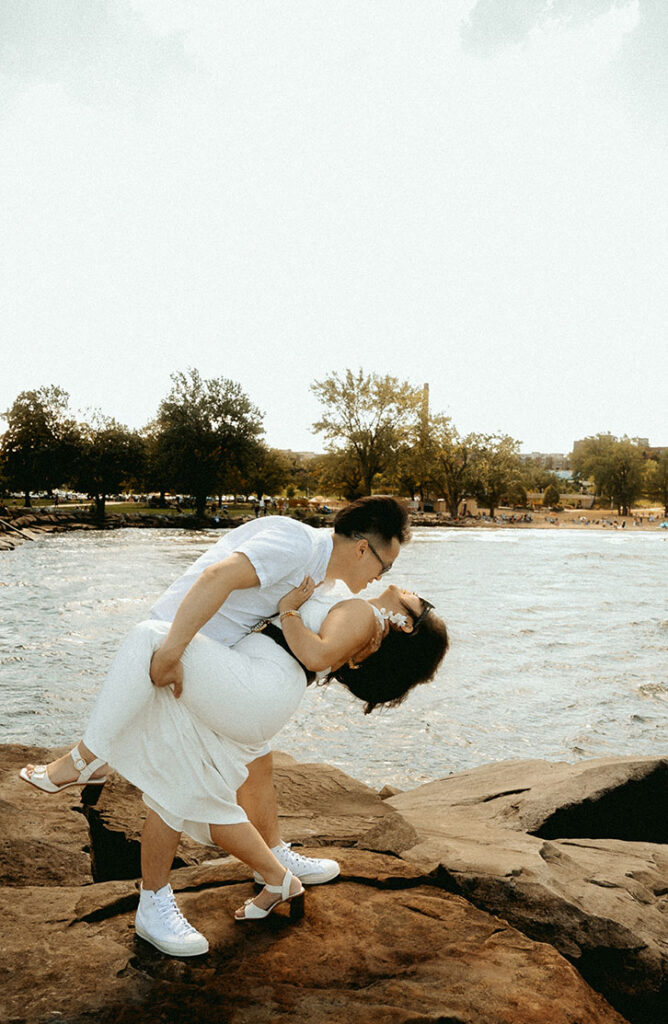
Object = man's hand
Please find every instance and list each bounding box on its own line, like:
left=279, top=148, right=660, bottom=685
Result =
left=150, top=645, right=184, bottom=699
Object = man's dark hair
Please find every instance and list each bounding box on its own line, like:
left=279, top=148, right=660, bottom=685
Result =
left=333, top=496, right=410, bottom=545
left=328, top=604, right=449, bottom=714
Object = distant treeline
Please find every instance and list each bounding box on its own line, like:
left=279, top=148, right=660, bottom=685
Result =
left=1, top=369, right=667, bottom=517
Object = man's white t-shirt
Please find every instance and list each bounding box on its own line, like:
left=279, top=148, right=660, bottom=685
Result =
left=150, top=516, right=333, bottom=645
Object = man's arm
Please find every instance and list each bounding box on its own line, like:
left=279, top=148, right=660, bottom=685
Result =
left=150, top=552, right=259, bottom=696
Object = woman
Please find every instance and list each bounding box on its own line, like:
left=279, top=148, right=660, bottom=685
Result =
left=21, top=579, right=448, bottom=949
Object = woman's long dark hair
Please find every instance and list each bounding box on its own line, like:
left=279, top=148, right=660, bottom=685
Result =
left=328, top=602, right=449, bottom=714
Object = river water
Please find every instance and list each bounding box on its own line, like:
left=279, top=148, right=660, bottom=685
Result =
left=2, top=527, right=666, bottom=790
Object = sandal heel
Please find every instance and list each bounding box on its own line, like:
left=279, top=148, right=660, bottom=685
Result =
left=289, top=892, right=305, bottom=920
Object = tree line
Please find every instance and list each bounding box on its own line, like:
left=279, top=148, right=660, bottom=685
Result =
left=1, top=369, right=667, bottom=517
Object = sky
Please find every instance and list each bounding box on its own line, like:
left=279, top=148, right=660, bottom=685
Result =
left=1, top=0, right=666, bottom=455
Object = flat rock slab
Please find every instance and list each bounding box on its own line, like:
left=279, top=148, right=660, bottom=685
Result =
left=1, top=850, right=628, bottom=1024
left=272, top=751, right=419, bottom=853
left=2, top=747, right=418, bottom=887
left=81, top=772, right=221, bottom=881
left=388, top=755, right=667, bottom=843
left=0, top=744, right=93, bottom=886
left=390, top=756, right=668, bottom=1024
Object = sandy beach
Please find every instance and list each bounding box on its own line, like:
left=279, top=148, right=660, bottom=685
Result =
left=412, top=507, right=667, bottom=532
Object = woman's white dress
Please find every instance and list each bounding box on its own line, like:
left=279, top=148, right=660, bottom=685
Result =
left=83, top=582, right=350, bottom=844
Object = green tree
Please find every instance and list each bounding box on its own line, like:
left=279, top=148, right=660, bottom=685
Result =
left=142, top=421, right=174, bottom=507
left=519, top=458, right=564, bottom=495
left=1, top=386, right=80, bottom=505
left=243, top=447, right=290, bottom=500
left=570, top=434, right=645, bottom=516
left=276, top=451, right=320, bottom=499
left=428, top=423, right=482, bottom=519
left=471, top=434, right=523, bottom=517
left=154, top=369, right=264, bottom=517
left=311, top=370, right=421, bottom=495
left=644, top=450, right=668, bottom=517
left=393, top=410, right=449, bottom=501
left=542, top=483, right=561, bottom=507
left=311, top=448, right=364, bottom=501
left=75, top=415, right=147, bottom=517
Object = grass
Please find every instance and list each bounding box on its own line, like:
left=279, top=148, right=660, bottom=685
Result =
left=2, top=498, right=267, bottom=519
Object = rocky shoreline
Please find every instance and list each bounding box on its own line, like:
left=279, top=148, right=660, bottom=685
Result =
left=1, top=504, right=664, bottom=552
left=0, top=506, right=339, bottom=551
left=2, top=746, right=665, bottom=1023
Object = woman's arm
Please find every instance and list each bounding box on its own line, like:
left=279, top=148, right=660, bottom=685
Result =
left=278, top=584, right=381, bottom=672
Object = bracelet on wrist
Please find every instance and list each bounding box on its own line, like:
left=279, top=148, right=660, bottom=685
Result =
left=280, top=609, right=302, bottom=622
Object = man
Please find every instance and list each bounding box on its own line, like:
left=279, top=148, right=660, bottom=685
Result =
left=138, top=496, right=409, bottom=952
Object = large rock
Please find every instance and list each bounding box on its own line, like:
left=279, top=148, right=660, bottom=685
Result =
left=272, top=751, right=419, bottom=853
left=0, top=744, right=93, bottom=886
left=81, top=772, right=221, bottom=881
left=389, top=756, right=668, bottom=1024
left=1, top=747, right=417, bottom=886
left=1, top=849, right=628, bottom=1024
left=83, top=752, right=420, bottom=878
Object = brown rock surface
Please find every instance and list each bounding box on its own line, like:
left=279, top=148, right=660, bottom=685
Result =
left=81, top=772, right=221, bottom=881
left=1, top=747, right=416, bottom=884
left=1, top=850, right=628, bottom=1024
left=389, top=756, right=668, bottom=1024
left=5, top=745, right=658, bottom=1022
left=0, top=744, right=93, bottom=886
left=271, top=751, right=419, bottom=853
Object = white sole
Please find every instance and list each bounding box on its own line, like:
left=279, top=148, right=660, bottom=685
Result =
left=135, top=921, right=209, bottom=956
left=19, top=768, right=107, bottom=794
left=253, top=866, right=340, bottom=886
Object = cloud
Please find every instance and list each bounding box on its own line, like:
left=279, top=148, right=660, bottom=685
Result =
left=462, top=0, right=668, bottom=123
left=461, top=0, right=629, bottom=51
left=0, top=0, right=189, bottom=107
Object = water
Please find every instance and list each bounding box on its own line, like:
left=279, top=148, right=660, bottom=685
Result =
left=1, top=527, right=666, bottom=790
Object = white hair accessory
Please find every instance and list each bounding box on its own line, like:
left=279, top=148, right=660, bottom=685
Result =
left=379, top=607, right=409, bottom=628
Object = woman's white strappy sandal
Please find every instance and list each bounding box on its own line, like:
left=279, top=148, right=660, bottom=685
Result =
left=234, top=868, right=305, bottom=922
left=19, top=744, right=108, bottom=794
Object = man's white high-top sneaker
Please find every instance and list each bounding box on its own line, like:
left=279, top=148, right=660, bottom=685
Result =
left=253, top=841, right=340, bottom=885
left=135, top=883, right=209, bottom=956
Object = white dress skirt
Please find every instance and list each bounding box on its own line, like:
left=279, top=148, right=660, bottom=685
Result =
left=82, top=585, right=347, bottom=845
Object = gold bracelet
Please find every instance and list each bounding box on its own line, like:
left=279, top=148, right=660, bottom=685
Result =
left=279, top=609, right=302, bottom=622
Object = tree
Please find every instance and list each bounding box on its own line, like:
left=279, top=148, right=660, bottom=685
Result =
left=519, top=458, right=564, bottom=495
left=75, top=415, right=147, bottom=517
left=311, top=448, right=364, bottom=501
left=471, top=434, right=522, bottom=517
left=1, top=386, right=80, bottom=505
left=428, top=422, right=482, bottom=519
left=392, top=410, right=450, bottom=501
left=311, top=370, right=422, bottom=495
left=243, top=447, right=290, bottom=500
left=644, top=450, right=668, bottom=517
left=542, top=483, right=561, bottom=507
left=570, top=434, right=645, bottom=516
left=154, top=369, right=264, bottom=517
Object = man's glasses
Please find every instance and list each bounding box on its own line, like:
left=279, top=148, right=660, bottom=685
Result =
left=352, top=531, right=393, bottom=575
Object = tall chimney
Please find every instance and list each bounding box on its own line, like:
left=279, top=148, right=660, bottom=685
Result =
left=421, top=383, right=429, bottom=423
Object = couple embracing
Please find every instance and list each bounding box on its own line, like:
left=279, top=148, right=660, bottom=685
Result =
left=21, top=496, right=448, bottom=956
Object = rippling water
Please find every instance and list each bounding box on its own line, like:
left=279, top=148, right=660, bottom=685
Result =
left=2, top=527, right=666, bottom=789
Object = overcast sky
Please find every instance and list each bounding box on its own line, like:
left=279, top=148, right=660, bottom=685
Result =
left=1, top=0, right=666, bottom=455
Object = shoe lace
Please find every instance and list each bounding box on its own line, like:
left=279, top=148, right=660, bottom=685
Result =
left=154, top=891, right=197, bottom=937
left=281, top=843, right=320, bottom=871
